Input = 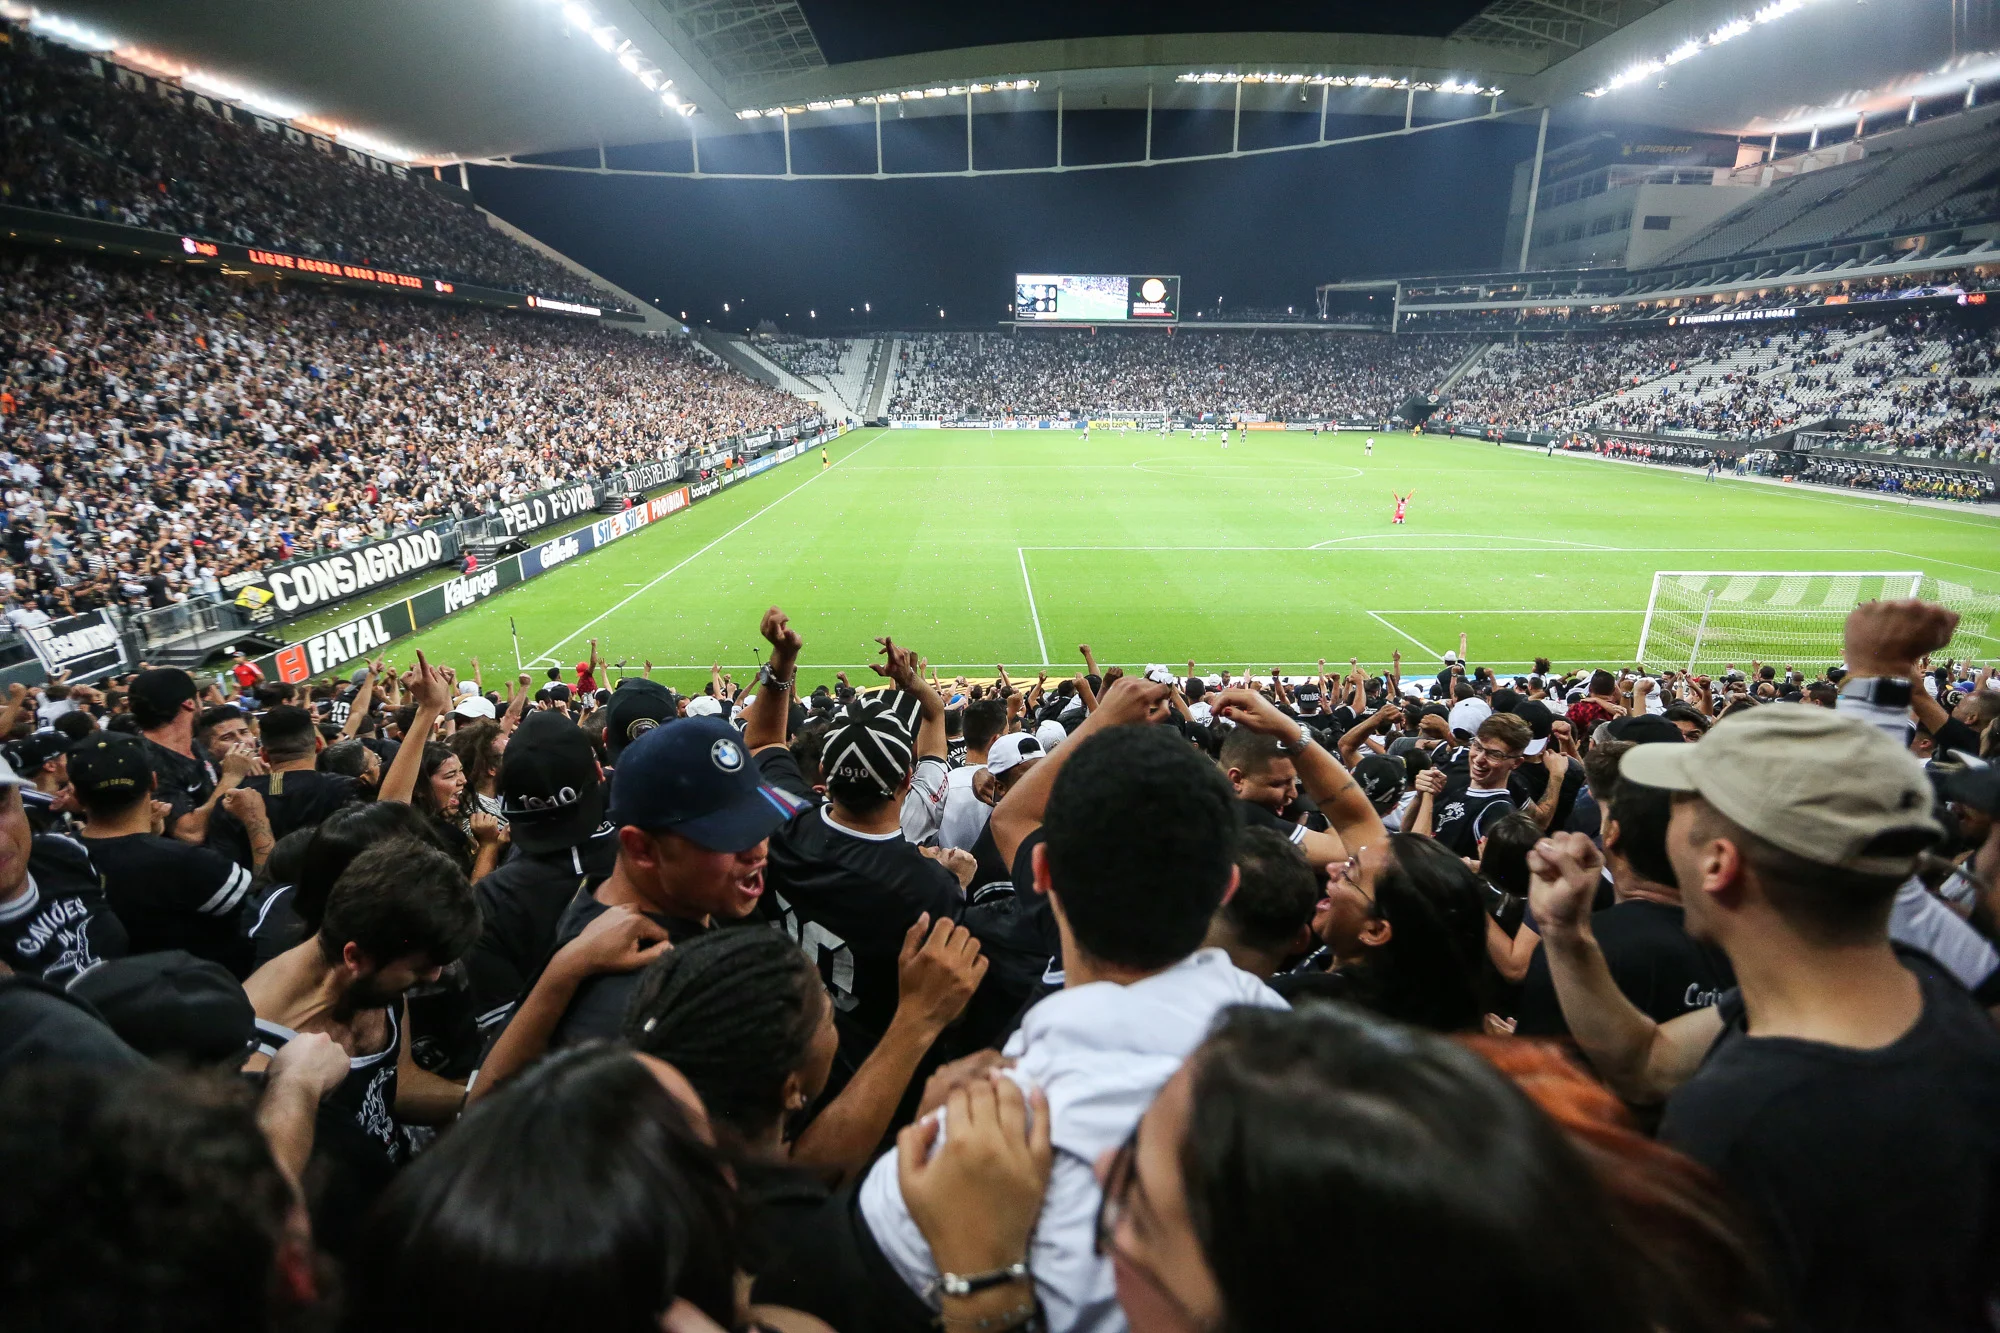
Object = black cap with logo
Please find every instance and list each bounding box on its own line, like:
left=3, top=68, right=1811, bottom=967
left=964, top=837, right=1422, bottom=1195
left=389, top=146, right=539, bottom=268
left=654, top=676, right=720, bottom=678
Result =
left=603, top=678, right=679, bottom=761
left=498, top=711, right=605, bottom=854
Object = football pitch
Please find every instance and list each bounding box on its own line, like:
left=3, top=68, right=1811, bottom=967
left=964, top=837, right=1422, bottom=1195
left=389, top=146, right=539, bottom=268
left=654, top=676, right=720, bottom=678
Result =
left=373, top=427, right=2000, bottom=695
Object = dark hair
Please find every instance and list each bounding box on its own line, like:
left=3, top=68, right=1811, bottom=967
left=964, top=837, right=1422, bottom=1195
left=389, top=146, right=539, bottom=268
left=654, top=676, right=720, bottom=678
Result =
left=412, top=741, right=461, bottom=820
left=344, top=1046, right=738, bottom=1332
left=258, top=705, right=318, bottom=762
left=1583, top=738, right=1635, bottom=802
left=963, top=698, right=1007, bottom=751
left=0, top=1064, right=296, bottom=1333
left=1686, top=797, right=1905, bottom=946
left=788, top=717, right=833, bottom=789
left=295, top=803, right=452, bottom=934
left=51, top=710, right=96, bottom=743
left=1350, top=834, right=1492, bottom=1032
left=448, top=719, right=505, bottom=793
left=194, top=705, right=245, bottom=743
left=1180, top=1005, right=1647, bottom=1333
left=1223, top=827, right=1319, bottom=952
left=623, top=929, right=825, bottom=1147
left=1042, top=726, right=1238, bottom=971
left=316, top=838, right=480, bottom=968
left=1217, top=726, right=1284, bottom=777
left=1534, top=657, right=1552, bottom=675
left=1589, top=669, right=1617, bottom=695
left=1608, top=777, right=1678, bottom=886
left=319, top=737, right=376, bottom=781
left=1477, top=812, right=1543, bottom=899
left=1661, top=703, right=1709, bottom=735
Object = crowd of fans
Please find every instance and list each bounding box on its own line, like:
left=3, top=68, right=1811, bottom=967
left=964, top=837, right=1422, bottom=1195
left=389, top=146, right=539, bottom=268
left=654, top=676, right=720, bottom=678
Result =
left=0, top=250, right=804, bottom=622
left=0, top=25, right=625, bottom=310
left=886, top=330, right=1471, bottom=421
left=1, top=598, right=1998, bottom=1333
left=761, top=336, right=846, bottom=381
left=1442, top=313, right=2000, bottom=468
left=1793, top=455, right=1996, bottom=501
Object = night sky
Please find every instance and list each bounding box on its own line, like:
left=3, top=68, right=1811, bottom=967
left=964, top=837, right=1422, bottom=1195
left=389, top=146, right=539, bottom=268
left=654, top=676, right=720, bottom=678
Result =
left=469, top=108, right=1552, bottom=333
left=463, top=0, right=1558, bottom=332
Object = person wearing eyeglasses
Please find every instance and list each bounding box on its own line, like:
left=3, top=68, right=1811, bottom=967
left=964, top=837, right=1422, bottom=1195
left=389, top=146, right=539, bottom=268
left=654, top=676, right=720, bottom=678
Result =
left=1408, top=713, right=1534, bottom=857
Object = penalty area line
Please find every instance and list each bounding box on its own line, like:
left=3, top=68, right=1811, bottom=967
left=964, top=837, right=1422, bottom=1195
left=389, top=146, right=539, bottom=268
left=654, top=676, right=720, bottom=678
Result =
left=1366, top=611, right=1442, bottom=660
left=1017, top=547, right=1051, bottom=667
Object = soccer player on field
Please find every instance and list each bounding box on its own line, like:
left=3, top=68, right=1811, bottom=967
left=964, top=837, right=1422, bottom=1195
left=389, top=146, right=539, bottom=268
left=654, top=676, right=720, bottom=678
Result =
left=1392, top=490, right=1413, bottom=525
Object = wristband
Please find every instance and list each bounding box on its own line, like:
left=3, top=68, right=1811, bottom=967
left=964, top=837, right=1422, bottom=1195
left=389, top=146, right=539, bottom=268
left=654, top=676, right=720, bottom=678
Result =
left=930, top=1262, right=1031, bottom=1300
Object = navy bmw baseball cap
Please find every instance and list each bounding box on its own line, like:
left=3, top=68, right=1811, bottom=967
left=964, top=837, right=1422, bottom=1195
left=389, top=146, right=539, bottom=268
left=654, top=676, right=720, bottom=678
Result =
left=607, top=716, right=810, bottom=852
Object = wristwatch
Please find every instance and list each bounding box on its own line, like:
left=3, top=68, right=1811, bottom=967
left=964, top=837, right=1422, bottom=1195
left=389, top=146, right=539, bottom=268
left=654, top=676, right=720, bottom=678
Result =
left=756, top=663, right=794, bottom=691
left=1278, top=722, right=1313, bottom=755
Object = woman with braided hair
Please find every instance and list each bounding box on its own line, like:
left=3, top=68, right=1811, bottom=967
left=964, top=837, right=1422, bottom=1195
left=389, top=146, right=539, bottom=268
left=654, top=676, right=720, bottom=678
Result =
left=623, top=916, right=988, bottom=1315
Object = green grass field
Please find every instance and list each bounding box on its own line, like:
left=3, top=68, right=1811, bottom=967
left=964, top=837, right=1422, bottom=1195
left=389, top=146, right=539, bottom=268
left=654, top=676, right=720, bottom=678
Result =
left=372, top=427, right=2000, bottom=697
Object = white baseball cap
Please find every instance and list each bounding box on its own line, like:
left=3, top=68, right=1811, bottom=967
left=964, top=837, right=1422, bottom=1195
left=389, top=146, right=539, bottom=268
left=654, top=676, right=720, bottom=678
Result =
left=685, top=695, right=724, bottom=717
left=1034, top=719, right=1067, bottom=754
left=452, top=696, right=496, bottom=721
left=1447, top=697, right=1491, bottom=739
left=987, top=732, right=1045, bottom=775
left=1442, top=650, right=1459, bottom=664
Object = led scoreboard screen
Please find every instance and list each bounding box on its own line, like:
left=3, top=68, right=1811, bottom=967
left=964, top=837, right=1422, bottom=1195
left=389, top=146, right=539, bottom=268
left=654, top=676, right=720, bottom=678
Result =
left=1015, top=274, right=1180, bottom=323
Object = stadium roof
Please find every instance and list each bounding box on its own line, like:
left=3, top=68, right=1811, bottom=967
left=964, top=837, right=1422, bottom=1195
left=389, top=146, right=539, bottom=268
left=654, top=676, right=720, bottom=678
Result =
left=15, top=0, right=1995, bottom=165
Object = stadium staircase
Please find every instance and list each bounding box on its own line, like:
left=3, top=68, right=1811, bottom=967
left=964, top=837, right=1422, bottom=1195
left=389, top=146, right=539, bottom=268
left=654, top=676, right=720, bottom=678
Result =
left=864, top=338, right=897, bottom=419
left=1435, top=341, right=1497, bottom=394
left=714, top=336, right=822, bottom=403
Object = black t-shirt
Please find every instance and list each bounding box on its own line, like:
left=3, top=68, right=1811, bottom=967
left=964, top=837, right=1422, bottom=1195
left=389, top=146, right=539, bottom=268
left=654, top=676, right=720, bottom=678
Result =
left=0, top=835, right=128, bottom=985
left=755, top=746, right=964, bottom=1074
left=1514, top=899, right=1734, bottom=1038
left=1431, top=771, right=1519, bottom=856
left=144, top=736, right=217, bottom=827
left=206, top=769, right=362, bottom=869
left=1659, top=949, right=2000, bottom=1332
left=466, top=825, right=618, bottom=1032
left=960, top=828, right=1061, bottom=1050
left=1238, top=798, right=1308, bottom=848
left=84, top=831, right=256, bottom=978
left=546, top=886, right=708, bottom=1047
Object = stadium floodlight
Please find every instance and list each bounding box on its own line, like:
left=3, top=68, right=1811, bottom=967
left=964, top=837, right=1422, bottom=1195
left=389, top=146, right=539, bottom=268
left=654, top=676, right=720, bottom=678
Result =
left=181, top=69, right=304, bottom=121
left=25, top=10, right=112, bottom=50
left=1585, top=0, right=1820, bottom=96
left=556, top=0, right=694, bottom=115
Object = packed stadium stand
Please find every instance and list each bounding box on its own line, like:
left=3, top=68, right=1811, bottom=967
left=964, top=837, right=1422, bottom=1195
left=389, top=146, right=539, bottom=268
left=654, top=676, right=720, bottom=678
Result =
left=0, top=249, right=804, bottom=624
left=885, top=330, right=1472, bottom=420
left=1439, top=316, right=2000, bottom=463
left=0, top=25, right=627, bottom=309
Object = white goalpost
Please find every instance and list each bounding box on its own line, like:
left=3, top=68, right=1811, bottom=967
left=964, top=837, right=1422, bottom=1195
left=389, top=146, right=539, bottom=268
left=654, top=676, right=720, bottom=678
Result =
left=1636, top=571, right=1926, bottom=672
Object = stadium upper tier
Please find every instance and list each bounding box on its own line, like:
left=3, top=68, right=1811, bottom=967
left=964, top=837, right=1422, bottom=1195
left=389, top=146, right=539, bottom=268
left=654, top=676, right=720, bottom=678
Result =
left=885, top=331, right=1473, bottom=421
left=1439, top=315, right=2000, bottom=462
left=1651, top=106, right=2000, bottom=269
left=0, top=26, right=628, bottom=312
left=0, top=250, right=802, bottom=627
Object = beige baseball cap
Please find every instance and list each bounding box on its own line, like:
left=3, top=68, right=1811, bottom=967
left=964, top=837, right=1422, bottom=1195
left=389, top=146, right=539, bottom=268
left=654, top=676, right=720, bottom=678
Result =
left=1619, top=704, right=1940, bottom=876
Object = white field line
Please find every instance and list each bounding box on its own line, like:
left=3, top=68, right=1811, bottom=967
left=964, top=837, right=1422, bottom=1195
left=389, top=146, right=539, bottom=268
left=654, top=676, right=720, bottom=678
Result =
left=529, top=430, right=887, bottom=664
left=1366, top=611, right=1442, bottom=660
left=1017, top=547, right=1050, bottom=667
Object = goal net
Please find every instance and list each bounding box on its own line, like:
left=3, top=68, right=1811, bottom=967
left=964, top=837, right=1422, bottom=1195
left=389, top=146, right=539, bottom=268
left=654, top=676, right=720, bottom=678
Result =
left=1636, top=571, right=2000, bottom=672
